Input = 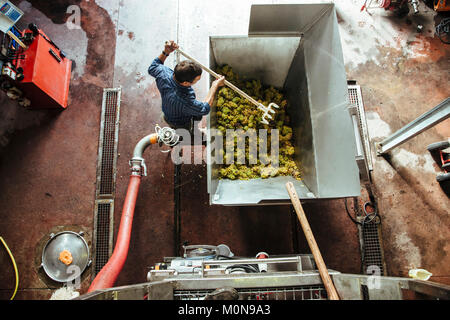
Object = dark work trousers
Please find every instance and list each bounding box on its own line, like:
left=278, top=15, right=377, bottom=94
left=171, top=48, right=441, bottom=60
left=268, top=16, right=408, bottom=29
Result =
left=163, top=115, right=205, bottom=146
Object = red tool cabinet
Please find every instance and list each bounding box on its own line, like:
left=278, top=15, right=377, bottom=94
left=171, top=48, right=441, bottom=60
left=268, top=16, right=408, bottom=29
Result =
left=14, top=28, right=72, bottom=109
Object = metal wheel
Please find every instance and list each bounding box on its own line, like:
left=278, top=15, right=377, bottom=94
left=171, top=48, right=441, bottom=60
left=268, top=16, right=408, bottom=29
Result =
left=437, top=172, right=450, bottom=182
left=427, top=141, right=450, bottom=152
left=436, top=18, right=450, bottom=45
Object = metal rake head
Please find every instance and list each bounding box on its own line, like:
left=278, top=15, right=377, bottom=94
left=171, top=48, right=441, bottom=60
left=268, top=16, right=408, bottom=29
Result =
left=259, top=103, right=280, bottom=125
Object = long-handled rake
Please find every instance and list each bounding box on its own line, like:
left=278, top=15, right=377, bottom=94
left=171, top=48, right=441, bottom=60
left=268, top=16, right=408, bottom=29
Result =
left=176, top=47, right=280, bottom=125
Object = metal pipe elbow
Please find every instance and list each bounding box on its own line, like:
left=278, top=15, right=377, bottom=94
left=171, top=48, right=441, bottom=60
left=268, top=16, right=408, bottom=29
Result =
left=130, top=134, right=158, bottom=177
left=133, top=133, right=158, bottom=159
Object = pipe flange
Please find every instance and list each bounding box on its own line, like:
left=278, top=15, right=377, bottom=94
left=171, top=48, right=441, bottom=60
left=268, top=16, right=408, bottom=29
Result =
left=129, top=157, right=147, bottom=177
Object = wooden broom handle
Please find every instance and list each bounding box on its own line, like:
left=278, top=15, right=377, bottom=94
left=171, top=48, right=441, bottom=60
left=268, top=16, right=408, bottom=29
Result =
left=286, top=182, right=340, bottom=300
left=176, top=48, right=262, bottom=108
left=7, top=31, right=28, bottom=49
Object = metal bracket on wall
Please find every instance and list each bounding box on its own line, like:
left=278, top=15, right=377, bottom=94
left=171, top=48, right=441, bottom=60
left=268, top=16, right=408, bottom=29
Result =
left=376, top=97, right=450, bottom=156
left=92, top=88, right=122, bottom=279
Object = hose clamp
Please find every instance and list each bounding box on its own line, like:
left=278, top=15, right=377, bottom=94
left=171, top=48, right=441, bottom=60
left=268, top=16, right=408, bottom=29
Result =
left=129, top=157, right=147, bottom=177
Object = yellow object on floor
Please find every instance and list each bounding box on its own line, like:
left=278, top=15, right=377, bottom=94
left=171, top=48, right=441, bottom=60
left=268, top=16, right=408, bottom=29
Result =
left=0, top=236, right=19, bottom=300
left=409, top=269, right=433, bottom=281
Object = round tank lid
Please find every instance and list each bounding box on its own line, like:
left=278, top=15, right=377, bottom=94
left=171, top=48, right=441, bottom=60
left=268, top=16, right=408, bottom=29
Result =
left=41, top=231, right=90, bottom=283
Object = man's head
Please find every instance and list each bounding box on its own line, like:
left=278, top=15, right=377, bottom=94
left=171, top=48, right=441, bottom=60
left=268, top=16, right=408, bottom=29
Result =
left=174, top=60, right=202, bottom=86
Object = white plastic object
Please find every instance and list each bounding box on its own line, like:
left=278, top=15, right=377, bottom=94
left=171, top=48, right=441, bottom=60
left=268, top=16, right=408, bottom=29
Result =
left=0, top=1, right=23, bottom=33
left=408, top=269, right=432, bottom=281
left=256, top=252, right=269, bottom=273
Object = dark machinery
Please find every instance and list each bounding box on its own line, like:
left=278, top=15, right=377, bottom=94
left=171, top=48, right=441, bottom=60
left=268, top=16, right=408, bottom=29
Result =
left=435, top=17, right=450, bottom=44
left=431, top=0, right=450, bottom=11
left=78, top=130, right=450, bottom=301
left=0, top=1, right=72, bottom=109
left=361, top=0, right=421, bottom=15
left=362, top=0, right=450, bottom=14
left=361, top=1, right=450, bottom=40
left=427, top=140, right=450, bottom=183
left=77, top=243, right=450, bottom=300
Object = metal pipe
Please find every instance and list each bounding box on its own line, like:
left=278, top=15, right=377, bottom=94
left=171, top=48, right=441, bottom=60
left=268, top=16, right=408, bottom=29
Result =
left=133, top=134, right=158, bottom=159
left=376, top=98, right=450, bottom=155
left=130, top=134, right=159, bottom=177
left=87, top=133, right=158, bottom=293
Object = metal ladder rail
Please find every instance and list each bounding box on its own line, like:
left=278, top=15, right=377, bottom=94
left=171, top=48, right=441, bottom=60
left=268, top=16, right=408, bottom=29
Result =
left=376, top=97, right=450, bottom=155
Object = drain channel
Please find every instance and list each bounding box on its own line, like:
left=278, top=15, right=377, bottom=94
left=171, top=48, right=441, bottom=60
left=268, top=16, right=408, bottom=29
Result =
left=348, top=82, right=373, bottom=183
left=97, top=88, right=121, bottom=198
left=93, top=200, right=114, bottom=275
left=358, top=216, right=387, bottom=276
left=348, top=83, right=373, bottom=172
left=92, top=88, right=121, bottom=279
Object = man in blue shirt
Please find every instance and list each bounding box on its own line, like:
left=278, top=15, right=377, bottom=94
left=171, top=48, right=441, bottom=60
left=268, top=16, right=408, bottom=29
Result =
left=148, top=41, right=225, bottom=136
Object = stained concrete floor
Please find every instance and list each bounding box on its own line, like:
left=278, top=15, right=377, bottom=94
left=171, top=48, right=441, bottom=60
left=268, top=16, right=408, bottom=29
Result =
left=0, top=0, right=448, bottom=300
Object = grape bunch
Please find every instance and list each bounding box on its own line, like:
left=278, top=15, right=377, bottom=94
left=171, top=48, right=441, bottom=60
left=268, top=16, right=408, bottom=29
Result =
left=215, top=65, right=301, bottom=181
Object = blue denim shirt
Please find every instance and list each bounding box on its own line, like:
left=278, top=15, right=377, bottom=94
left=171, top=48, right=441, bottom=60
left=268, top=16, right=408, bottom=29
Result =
left=148, top=57, right=210, bottom=125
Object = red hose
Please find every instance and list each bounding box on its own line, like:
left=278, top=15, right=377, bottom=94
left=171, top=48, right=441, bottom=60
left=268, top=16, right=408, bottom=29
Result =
left=88, top=175, right=142, bottom=292
left=379, top=0, right=391, bottom=9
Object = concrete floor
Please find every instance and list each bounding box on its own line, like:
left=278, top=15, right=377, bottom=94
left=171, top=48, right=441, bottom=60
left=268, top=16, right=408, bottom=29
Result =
left=0, top=0, right=448, bottom=300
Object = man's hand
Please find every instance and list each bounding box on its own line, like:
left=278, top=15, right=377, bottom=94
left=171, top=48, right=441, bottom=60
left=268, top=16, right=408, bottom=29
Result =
left=213, top=76, right=225, bottom=88
left=164, top=40, right=179, bottom=55
left=158, top=41, right=178, bottom=63
left=204, top=76, right=226, bottom=107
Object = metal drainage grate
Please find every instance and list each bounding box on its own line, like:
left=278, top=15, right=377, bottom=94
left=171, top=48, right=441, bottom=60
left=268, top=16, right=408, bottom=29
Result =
left=97, top=88, right=121, bottom=197
left=92, top=88, right=121, bottom=279
left=348, top=83, right=373, bottom=182
left=173, top=286, right=327, bottom=301
left=358, top=216, right=386, bottom=276
left=348, top=84, right=372, bottom=170
left=93, top=201, right=114, bottom=275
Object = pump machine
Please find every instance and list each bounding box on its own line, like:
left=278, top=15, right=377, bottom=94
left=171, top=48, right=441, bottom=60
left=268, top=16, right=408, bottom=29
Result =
left=0, top=0, right=72, bottom=109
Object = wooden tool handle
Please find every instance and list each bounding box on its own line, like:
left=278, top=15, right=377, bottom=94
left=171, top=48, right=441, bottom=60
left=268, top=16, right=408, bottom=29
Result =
left=176, top=48, right=261, bottom=108
left=7, top=31, right=28, bottom=49
left=286, top=182, right=340, bottom=300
